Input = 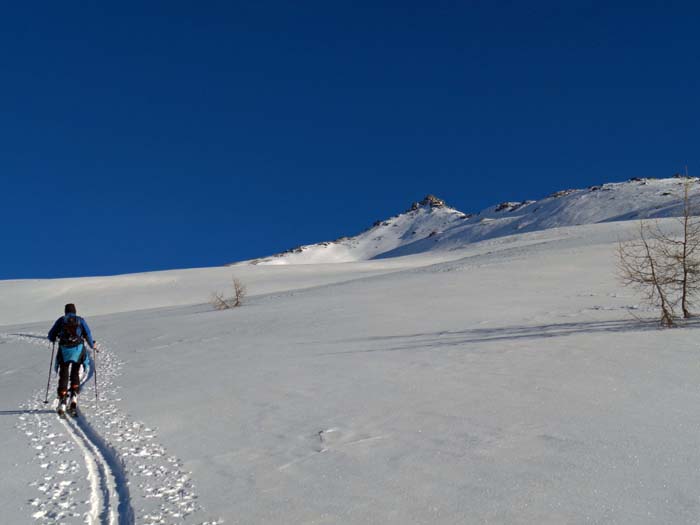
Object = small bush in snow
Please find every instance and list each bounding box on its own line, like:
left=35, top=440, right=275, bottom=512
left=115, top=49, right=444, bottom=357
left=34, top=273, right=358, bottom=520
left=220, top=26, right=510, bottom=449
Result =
left=210, top=277, right=247, bottom=310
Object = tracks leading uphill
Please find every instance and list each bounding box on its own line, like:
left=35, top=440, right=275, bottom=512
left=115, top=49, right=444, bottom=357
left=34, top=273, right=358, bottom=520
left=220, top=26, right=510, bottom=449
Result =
left=5, top=333, right=213, bottom=524
left=8, top=334, right=134, bottom=524
left=62, top=358, right=133, bottom=525
left=60, top=408, right=134, bottom=524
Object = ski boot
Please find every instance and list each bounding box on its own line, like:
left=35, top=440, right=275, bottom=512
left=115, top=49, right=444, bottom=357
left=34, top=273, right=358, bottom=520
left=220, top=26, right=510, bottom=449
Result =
left=69, top=389, right=79, bottom=417
left=57, top=392, right=68, bottom=418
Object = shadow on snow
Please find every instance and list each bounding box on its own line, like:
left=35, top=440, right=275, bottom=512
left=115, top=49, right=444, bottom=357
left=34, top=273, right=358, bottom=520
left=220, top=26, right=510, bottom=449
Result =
left=0, top=409, right=55, bottom=416
left=8, top=333, right=47, bottom=340
left=319, top=317, right=700, bottom=355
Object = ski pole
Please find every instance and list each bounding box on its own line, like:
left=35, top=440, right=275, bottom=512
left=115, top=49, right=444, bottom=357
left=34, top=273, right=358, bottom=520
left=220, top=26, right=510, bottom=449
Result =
left=43, top=342, right=56, bottom=404
left=93, top=346, right=98, bottom=402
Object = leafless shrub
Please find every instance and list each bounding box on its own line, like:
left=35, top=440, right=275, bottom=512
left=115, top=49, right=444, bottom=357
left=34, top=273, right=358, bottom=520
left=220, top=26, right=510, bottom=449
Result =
left=210, top=277, right=247, bottom=310
left=210, top=291, right=231, bottom=310
left=233, top=278, right=247, bottom=307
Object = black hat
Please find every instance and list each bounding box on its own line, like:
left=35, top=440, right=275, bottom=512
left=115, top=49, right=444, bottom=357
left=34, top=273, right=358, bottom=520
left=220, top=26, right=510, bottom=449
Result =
left=64, top=303, right=77, bottom=314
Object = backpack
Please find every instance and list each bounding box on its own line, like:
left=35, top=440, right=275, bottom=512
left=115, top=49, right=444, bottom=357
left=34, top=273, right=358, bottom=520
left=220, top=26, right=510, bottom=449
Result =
left=60, top=315, right=83, bottom=347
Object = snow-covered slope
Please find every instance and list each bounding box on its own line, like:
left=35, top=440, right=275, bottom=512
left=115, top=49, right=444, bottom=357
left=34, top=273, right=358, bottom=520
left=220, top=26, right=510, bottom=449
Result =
left=383, top=177, right=700, bottom=258
left=3, top=177, right=697, bottom=327
left=0, top=249, right=475, bottom=326
left=249, top=195, right=468, bottom=265
left=4, top=178, right=697, bottom=327
left=251, top=177, right=700, bottom=264
left=4, top=179, right=700, bottom=523
left=4, top=220, right=700, bottom=524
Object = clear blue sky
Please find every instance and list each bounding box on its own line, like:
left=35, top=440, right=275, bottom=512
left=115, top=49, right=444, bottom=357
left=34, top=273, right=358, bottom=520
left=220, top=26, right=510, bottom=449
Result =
left=1, top=1, right=698, bottom=278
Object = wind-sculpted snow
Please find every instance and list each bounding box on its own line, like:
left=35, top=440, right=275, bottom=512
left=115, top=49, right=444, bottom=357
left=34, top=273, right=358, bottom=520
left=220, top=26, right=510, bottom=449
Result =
left=6, top=333, right=221, bottom=524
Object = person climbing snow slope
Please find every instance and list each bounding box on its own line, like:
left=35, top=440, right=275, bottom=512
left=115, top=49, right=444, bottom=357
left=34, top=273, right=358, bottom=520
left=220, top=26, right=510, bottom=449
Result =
left=47, top=303, right=98, bottom=416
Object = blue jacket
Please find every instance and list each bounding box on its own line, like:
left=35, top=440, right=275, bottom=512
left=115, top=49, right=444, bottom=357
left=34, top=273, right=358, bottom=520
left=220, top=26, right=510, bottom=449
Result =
left=48, top=314, right=95, bottom=372
left=48, top=314, right=95, bottom=348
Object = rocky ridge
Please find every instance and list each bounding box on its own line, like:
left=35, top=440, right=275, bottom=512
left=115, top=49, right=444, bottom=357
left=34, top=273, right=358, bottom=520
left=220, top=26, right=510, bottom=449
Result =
left=241, top=177, right=700, bottom=265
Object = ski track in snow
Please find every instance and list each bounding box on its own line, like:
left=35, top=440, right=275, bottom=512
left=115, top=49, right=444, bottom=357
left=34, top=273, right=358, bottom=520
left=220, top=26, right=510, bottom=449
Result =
left=5, top=333, right=221, bottom=525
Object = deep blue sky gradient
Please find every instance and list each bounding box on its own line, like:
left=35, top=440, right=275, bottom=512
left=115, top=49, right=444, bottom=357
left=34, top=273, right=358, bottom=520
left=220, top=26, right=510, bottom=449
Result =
left=1, top=1, right=698, bottom=278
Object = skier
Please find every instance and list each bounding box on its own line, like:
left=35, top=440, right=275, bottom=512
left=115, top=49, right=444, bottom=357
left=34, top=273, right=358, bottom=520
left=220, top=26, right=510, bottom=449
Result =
left=48, top=303, right=98, bottom=416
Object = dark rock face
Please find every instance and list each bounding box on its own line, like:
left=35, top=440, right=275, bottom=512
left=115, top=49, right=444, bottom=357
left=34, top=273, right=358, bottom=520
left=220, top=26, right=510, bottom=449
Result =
left=494, top=201, right=534, bottom=213
left=548, top=189, right=576, bottom=199
left=420, top=195, right=446, bottom=207
left=408, top=194, right=447, bottom=211
left=495, top=201, right=522, bottom=212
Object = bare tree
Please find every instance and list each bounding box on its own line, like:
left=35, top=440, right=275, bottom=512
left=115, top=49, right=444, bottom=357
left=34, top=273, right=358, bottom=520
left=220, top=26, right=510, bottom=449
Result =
left=618, top=221, right=677, bottom=327
left=232, top=278, right=247, bottom=307
left=677, top=181, right=700, bottom=317
left=210, top=277, right=247, bottom=310
left=645, top=180, right=700, bottom=318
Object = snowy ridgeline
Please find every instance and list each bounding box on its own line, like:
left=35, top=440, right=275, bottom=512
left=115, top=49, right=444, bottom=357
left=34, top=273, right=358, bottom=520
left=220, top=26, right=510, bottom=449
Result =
left=248, top=177, right=700, bottom=265
left=2, top=177, right=700, bottom=327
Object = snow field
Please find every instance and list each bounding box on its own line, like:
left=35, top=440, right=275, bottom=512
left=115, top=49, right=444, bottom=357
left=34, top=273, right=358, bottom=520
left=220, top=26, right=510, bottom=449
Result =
left=2, top=216, right=700, bottom=523
left=86, top=221, right=700, bottom=523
